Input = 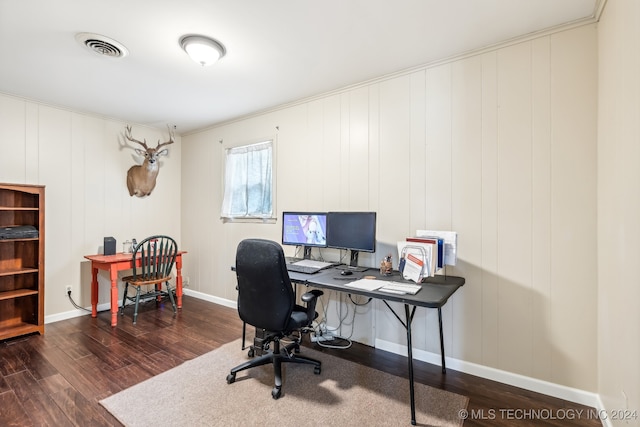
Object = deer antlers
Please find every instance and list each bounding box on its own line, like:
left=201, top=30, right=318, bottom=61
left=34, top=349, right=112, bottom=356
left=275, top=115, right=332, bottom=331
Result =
left=125, top=124, right=175, bottom=151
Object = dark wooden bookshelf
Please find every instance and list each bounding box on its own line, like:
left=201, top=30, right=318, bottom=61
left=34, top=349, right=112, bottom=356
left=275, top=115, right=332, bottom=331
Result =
left=0, top=183, right=45, bottom=341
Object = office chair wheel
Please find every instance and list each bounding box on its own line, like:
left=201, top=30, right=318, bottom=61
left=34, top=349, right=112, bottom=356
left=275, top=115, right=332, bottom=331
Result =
left=247, top=348, right=255, bottom=357
left=272, top=386, right=282, bottom=399
left=226, top=373, right=236, bottom=384
left=314, top=366, right=321, bottom=375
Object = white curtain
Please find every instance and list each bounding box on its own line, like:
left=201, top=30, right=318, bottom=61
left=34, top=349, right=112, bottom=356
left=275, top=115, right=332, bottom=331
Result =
left=221, top=141, right=273, bottom=219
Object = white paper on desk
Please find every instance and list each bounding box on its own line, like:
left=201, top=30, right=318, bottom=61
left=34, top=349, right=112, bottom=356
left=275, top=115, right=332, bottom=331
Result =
left=343, top=279, right=384, bottom=291
left=402, top=253, right=424, bottom=283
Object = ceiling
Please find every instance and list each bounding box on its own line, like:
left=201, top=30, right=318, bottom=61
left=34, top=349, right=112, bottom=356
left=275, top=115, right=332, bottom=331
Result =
left=0, top=0, right=599, bottom=135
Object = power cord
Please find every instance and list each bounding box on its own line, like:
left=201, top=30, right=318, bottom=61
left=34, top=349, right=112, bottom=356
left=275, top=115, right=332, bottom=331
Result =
left=66, top=287, right=173, bottom=313
left=66, top=289, right=91, bottom=312
left=315, top=335, right=352, bottom=349
left=349, top=294, right=372, bottom=306
left=310, top=291, right=354, bottom=349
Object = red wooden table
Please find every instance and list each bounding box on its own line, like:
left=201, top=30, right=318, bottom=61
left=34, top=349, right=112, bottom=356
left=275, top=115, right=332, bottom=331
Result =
left=84, top=251, right=186, bottom=326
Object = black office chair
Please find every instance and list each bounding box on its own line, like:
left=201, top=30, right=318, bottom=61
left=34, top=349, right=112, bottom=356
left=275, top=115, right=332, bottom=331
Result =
left=226, top=238, right=323, bottom=399
left=120, top=235, right=178, bottom=324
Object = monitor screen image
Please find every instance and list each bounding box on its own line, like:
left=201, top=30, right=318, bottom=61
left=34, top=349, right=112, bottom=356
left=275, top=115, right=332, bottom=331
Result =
left=326, top=211, right=377, bottom=254
left=281, top=212, right=327, bottom=248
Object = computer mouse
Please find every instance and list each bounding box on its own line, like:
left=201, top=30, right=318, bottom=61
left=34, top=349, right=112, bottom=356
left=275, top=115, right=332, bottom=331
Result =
left=341, top=270, right=353, bottom=276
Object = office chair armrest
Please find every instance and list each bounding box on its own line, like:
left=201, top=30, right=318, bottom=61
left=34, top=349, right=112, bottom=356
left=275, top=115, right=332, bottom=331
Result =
left=301, top=289, right=323, bottom=303
left=301, top=289, right=323, bottom=321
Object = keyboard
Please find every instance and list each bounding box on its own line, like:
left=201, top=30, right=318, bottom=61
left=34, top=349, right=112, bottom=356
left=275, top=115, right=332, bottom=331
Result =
left=378, top=281, right=422, bottom=295
left=286, top=259, right=334, bottom=274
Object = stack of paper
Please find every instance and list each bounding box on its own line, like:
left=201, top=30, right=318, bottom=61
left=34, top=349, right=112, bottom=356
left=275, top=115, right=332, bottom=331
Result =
left=344, top=279, right=384, bottom=291
left=343, top=279, right=422, bottom=295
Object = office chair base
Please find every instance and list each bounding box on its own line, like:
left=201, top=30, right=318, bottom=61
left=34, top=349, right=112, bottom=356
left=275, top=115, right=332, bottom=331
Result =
left=272, top=386, right=282, bottom=399
left=247, top=330, right=303, bottom=357
left=226, top=338, right=321, bottom=399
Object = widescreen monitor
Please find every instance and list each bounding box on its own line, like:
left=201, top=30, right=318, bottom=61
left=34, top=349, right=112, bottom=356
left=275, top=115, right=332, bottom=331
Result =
left=326, top=211, right=376, bottom=267
left=281, top=212, right=327, bottom=258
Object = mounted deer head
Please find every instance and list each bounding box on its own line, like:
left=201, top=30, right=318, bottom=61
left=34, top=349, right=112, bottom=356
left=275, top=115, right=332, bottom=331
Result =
left=124, top=125, right=175, bottom=197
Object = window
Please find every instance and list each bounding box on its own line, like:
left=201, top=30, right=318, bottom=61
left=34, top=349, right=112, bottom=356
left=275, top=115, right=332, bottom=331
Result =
left=221, top=140, right=273, bottom=220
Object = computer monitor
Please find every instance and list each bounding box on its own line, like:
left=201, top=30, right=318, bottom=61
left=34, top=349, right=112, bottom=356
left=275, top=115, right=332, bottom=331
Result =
left=281, top=212, right=327, bottom=259
left=326, top=211, right=376, bottom=267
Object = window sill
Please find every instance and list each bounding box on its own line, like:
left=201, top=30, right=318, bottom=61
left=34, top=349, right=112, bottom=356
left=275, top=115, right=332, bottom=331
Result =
left=221, top=217, right=276, bottom=224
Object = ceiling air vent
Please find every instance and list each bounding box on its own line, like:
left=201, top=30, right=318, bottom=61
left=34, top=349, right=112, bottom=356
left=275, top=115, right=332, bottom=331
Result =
left=75, top=32, right=129, bottom=58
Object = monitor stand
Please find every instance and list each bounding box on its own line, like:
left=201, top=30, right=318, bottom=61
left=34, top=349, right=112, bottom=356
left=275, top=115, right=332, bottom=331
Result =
left=286, top=245, right=311, bottom=264
left=303, top=246, right=312, bottom=260
left=349, top=250, right=359, bottom=267
left=336, top=250, right=368, bottom=272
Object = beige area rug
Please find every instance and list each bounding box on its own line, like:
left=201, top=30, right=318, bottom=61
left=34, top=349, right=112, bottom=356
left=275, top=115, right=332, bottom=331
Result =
left=100, top=339, right=468, bottom=427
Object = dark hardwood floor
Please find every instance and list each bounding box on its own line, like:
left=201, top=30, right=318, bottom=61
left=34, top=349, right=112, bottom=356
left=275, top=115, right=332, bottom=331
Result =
left=0, top=296, right=601, bottom=426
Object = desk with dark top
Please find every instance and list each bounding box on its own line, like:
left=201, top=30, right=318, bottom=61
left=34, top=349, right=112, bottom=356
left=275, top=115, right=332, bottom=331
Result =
left=289, top=266, right=465, bottom=426
left=84, top=251, right=187, bottom=327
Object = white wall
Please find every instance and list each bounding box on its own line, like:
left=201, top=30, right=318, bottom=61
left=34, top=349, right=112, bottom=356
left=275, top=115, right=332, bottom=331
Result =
left=182, top=24, right=598, bottom=393
left=0, top=96, right=181, bottom=318
left=597, top=0, right=640, bottom=423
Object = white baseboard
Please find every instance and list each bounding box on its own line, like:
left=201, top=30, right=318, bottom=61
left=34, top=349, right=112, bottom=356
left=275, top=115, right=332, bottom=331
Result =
left=183, top=288, right=237, bottom=309
left=45, top=291, right=238, bottom=325
left=45, top=301, right=113, bottom=324
left=375, top=338, right=604, bottom=412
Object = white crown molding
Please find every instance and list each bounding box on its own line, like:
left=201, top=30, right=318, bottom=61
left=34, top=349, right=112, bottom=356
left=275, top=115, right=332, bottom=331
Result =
left=188, top=6, right=603, bottom=136
left=594, top=0, right=608, bottom=21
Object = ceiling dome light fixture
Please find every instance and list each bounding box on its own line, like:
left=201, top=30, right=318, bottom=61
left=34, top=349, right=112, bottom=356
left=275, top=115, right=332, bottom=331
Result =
left=180, top=35, right=226, bottom=66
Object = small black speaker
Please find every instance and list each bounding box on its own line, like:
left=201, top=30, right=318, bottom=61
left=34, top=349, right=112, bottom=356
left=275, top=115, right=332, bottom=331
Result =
left=104, top=237, right=116, bottom=255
